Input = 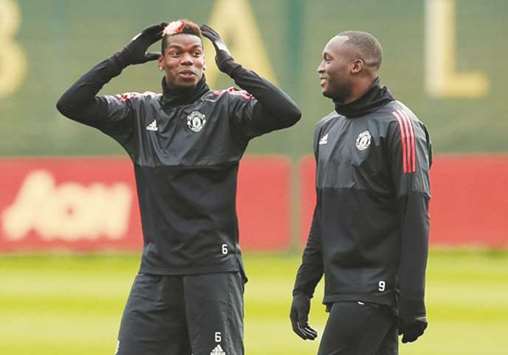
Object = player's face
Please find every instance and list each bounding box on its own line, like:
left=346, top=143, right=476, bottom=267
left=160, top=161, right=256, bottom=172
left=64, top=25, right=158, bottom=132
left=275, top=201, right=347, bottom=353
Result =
left=317, top=36, right=354, bottom=101
left=159, top=34, right=205, bottom=89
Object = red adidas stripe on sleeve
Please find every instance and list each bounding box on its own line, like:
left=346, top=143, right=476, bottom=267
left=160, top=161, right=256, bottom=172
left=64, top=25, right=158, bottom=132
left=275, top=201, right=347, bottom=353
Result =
left=400, top=109, right=416, bottom=173
left=393, top=109, right=416, bottom=174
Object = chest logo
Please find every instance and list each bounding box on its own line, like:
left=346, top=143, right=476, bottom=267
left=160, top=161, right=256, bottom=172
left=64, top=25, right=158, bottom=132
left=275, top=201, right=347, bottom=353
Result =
left=356, top=130, right=371, bottom=151
left=187, top=111, right=207, bottom=132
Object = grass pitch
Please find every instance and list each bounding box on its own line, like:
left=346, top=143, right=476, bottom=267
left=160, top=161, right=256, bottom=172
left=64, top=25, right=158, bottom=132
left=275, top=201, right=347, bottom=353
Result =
left=1, top=249, right=507, bottom=354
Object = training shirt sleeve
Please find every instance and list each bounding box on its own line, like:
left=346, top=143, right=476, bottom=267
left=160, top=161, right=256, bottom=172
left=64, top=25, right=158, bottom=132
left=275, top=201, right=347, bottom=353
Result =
left=388, top=109, right=432, bottom=321
left=292, top=128, right=324, bottom=298
left=293, top=204, right=324, bottom=298
left=56, top=56, right=136, bottom=152
left=226, top=64, right=301, bottom=139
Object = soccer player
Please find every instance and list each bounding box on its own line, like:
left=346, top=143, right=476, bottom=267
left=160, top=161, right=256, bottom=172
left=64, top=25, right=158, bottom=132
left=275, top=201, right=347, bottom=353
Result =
left=57, top=20, right=301, bottom=355
left=290, top=31, right=432, bottom=354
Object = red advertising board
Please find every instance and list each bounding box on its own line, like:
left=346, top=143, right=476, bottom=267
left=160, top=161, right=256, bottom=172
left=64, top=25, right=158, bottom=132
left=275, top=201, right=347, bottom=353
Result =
left=0, top=157, right=141, bottom=252
left=429, top=156, right=508, bottom=246
left=299, top=155, right=508, bottom=247
left=2, top=155, right=507, bottom=252
left=0, top=156, right=291, bottom=252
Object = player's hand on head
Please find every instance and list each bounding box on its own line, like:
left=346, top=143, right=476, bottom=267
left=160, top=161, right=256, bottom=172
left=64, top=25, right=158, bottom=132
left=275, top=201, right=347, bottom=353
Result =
left=117, top=23, right=167, bottom=66
left=290, top=294, right=318, bottom=341
left=200, top=24, right=235, bottom=74
left=398, top=315, right=428, bottom=343
left=200, top=25, right=230, bottom=54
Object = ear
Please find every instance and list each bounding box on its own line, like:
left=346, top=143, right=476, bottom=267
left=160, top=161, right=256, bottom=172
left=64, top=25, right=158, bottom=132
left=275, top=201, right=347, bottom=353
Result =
left=158, top=54, right=164, bottom=71
left=350, top=59, right=364, bottom=74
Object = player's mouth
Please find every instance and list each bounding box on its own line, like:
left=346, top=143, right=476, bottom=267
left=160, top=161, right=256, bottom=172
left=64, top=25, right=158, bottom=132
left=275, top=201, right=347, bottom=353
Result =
left=319, top=77, right=327, bottom=87
left=178, top=71, right=197, bottom=80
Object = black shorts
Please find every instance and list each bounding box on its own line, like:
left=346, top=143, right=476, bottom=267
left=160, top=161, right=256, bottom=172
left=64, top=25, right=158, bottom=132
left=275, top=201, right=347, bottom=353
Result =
left=116, top=272, right=245, bottom=355
left=318, top=301, right=398, bottom=355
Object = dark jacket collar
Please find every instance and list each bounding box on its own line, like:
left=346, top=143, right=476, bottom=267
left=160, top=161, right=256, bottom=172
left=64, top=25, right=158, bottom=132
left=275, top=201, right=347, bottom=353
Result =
left=160, top=76, right=210, bottom=107
left=334, top=78, right=394, bottom=118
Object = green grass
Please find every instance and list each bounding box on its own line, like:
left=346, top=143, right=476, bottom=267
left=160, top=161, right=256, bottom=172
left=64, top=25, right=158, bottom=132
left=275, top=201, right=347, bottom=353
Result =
left=1, top=250, right=507, bottom=354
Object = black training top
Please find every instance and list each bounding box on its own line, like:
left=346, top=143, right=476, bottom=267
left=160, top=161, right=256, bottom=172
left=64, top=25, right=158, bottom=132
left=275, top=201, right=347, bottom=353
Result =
left=57, top=55, right=301, bottom=276
left=293, top=80, right=431, bottom=320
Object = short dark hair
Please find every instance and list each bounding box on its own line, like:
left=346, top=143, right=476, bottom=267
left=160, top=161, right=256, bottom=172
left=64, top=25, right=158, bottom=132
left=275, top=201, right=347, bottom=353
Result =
left=337, top=31, right=383, bottom=70
left=161, top=19, right=202, bottom=53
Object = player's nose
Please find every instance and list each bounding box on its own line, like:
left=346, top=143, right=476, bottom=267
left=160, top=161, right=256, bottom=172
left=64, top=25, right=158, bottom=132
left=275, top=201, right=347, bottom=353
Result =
left=317, top=61, right=325, bottom=74
left=180, top=53, right=194, bottom=65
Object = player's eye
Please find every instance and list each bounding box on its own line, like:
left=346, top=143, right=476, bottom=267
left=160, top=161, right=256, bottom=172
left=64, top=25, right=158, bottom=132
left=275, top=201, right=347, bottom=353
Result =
left=192, top=50, right=202, bottom=57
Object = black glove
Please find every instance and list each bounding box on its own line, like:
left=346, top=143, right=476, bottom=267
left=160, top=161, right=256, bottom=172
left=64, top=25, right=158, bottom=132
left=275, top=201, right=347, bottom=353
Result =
left=115, top=23, right=167, bottom=67
left=290, top=294, right=318, bottom=340
left=200, top=24, right=238, bottom=75
left=398, top=297, right=427, bottom=343
left=399, top=316, right=428, bottom=343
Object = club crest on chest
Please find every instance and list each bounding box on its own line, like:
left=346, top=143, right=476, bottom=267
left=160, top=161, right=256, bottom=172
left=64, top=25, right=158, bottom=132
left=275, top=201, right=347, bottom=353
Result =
left=186, top=111, right=207, bottom=132
left=356, top=130, right=372, bottom=151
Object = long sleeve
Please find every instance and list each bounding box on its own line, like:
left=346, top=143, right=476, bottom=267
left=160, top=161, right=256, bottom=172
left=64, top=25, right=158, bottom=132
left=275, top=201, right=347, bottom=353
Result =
left=56, top=55, right=136, bottom=153
left=224, top=62, right=301, bottom=138
left=388, top=112, right=432, bottom=320
left=397, top=192, right=430, bottom=318
left=293, top=203, right=324, bottom=298
left=293, top=128, right=324, bottom=298
left=56, top=55, right=131, bottom=127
